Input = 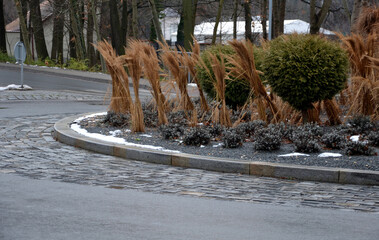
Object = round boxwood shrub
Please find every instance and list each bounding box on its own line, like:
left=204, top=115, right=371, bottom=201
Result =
left=197, top=44, right=265, bottom=109
left=263, top=34, right=349, bottom=113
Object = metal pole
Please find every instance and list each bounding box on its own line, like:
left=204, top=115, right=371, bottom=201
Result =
left=268, top=0, right=273, bottom=40
left=21, top=62, right=24, bottom=88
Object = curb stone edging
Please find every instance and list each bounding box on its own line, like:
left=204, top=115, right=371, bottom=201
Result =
left=53, top=114, right=379, bottom=186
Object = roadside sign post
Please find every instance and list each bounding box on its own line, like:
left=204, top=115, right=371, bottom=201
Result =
left=14, top=41, right=27, bottom=88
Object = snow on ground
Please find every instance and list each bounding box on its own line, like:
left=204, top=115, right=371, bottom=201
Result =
left=350, top=135, right=360, bottom=142
left=0, top=84, right=32, bottom=91
left=318, top=153, right=343, bottom=158
left=71, top=113, right=180, bottom=153
left=278, top=153, right=310, bottom=157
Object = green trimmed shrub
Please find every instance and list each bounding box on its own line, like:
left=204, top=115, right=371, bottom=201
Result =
left=197, top=44, right=264, bottom=109
left=263, top=34, right=349, bottom=112
left=0, top=52, right=15, bottom=63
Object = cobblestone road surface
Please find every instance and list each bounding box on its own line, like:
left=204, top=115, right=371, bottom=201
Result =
left=0, top=90, right=378, bottom=213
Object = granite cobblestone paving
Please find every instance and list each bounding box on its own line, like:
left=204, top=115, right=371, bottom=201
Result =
left=0, top=91, right=378, bottom=213
left=0, top=115, right=378, bottom=213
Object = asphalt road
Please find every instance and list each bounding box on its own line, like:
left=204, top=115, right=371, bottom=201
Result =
left=1, top=173, right=378, bottom=240
left=1, top=65, right=378, bottom=239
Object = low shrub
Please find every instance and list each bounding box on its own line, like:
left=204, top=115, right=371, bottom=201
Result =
left=206, top=124, right=225, bottom=138
left=168, top=110, right=189, bottom=125
left=290, top=123, right=324, bottom=141
left=292, top=132, right=321, bottom=153
left=102, top=111, right=130, bottom=127
left=0, top=52, right=15, bottom=63
left=222, top=130, right=243, bottom=148
left=367, top=131, right=379, bottom=147
left=235, top=120, right=266, bottom=139
left=183, top=127, right=211, bottom=146
left=321, top=132, right=346, bottom=149
left=263, top=34, right=349, bottom=115
left=254, top=127, right=281, bottom=151
left=159, top=123, right=185, bottom=140
left=346, top=115, right=375, bottom=134
left=345, top=141, right=376, bottom=156
left=64, top=58, right=90, bottom=71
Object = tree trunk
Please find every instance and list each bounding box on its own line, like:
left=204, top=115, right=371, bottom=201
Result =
left=272, top=0, right=285, bottom=39
left=261, top=0, right=268, bottom=40
left=121, top=0, right=128, bottom=46
left=148, top=0, right=164, bottom=43
left=109, top=0, right=123, bottom=55
left=69, top=0, right=86, bottom=60
left=91, top=0, right=106, bottom=72
left=100, top=0, right=110, bottom=40
left=211, top=0, right=224, bottom=45
left=87, top=0, right=96, bottom=66
left=244, top=0, right=252, bottom=42
left=14, top=0, right=32, bottom=63
left=132, top=0, right=138, bottom=38
left=0, top=0, right=6, bottom=53
left=309, top=0, right=332, bottom=34
left=176, top=11, right=184, bottom=47
left=233, top=0, right=238, bottom=39
left=19, top=0, right=28, bottom=43
left=183, top=0, right=194, bottom=50
left=30, top=0, right=49, bottom=60
left=51, top=0, right=65, bottom=63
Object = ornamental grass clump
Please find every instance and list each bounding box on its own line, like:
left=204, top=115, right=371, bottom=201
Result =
left=228, top=40, right=280, bottom=123
left=263, top=34, right=349, bottom=123
left=121, top=40, right=145, bottom=132
left=95, top=41, right=133, bottom=114
left=197, top=44, right=250, bottom=108
left=140, top=43, right=168, bottom=125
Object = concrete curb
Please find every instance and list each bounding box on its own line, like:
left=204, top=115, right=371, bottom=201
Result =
left=54, top=114, right=379, bottom=186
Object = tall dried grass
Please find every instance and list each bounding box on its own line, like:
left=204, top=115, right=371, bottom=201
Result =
left=139, top=42, right=168, bottom=125
left=338, top=32, right=379, bottom=120
left=180, top=39, right=209, bottom=111
left=210, top=53, right=232, bottom=127
left=159, top=42, right=194, bottom=111
left=227, top=40, right=280, bottom=123
left=118, top=40, right=145, bottom=132
left=95, top=41, right=132, bottom=114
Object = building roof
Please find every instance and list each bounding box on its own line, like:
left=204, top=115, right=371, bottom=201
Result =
left=192, top=19, right=334, bottom=37
left=6, top=0, right=53, bottom=33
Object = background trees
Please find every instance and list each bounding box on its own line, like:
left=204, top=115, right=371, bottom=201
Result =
left=3, top=0, right=374, bottom=62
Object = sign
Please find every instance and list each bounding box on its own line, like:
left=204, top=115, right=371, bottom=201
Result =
left=14, top=41, right=27, bottom=63
left=13, top=41, right=27, bottom=88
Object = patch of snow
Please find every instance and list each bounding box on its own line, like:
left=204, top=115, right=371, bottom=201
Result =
left=213, top=143, right=223, bottom=148
left=350, top=135, right=360, bottom=142
left=0, top=84, right=32, bottom=91
left=72, top=113, right=180, bottom=153
left=318, top=153, right=342, bottom=158
left=109, top=130, right=122, bottom=137
left=278, top=152, right=310, bottom=157
left=73, top=112, right=107, bottom=123
left=188, top=83, right=197, bottom=87
left=200, top=145, right=205, bottom=148
left=140, top=134, right=152, bottom=138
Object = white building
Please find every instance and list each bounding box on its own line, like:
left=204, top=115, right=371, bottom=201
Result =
left=159, top=8, right=181, bottom=45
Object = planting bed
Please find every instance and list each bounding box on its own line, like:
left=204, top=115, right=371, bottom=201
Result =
left=75, top=110, right=379, bottom=172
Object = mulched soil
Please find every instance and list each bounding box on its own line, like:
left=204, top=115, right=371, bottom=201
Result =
left=76, top=113, right=379, bottom=172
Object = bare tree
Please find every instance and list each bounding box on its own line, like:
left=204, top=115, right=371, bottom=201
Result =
left=13, top=0, right=32, bottom=62
left=30, top=0, right=49, bottom=60
left=51, top=0, right=65, bottom=63
left=0, top=0, right=6, bottom=53
left=148, top=0, right=164, bottom=42
left=211, top=0, right=224, bottom=44
left=310, top=0, right=332, bottom=34
left=244, top=0, right=252, bottom=41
